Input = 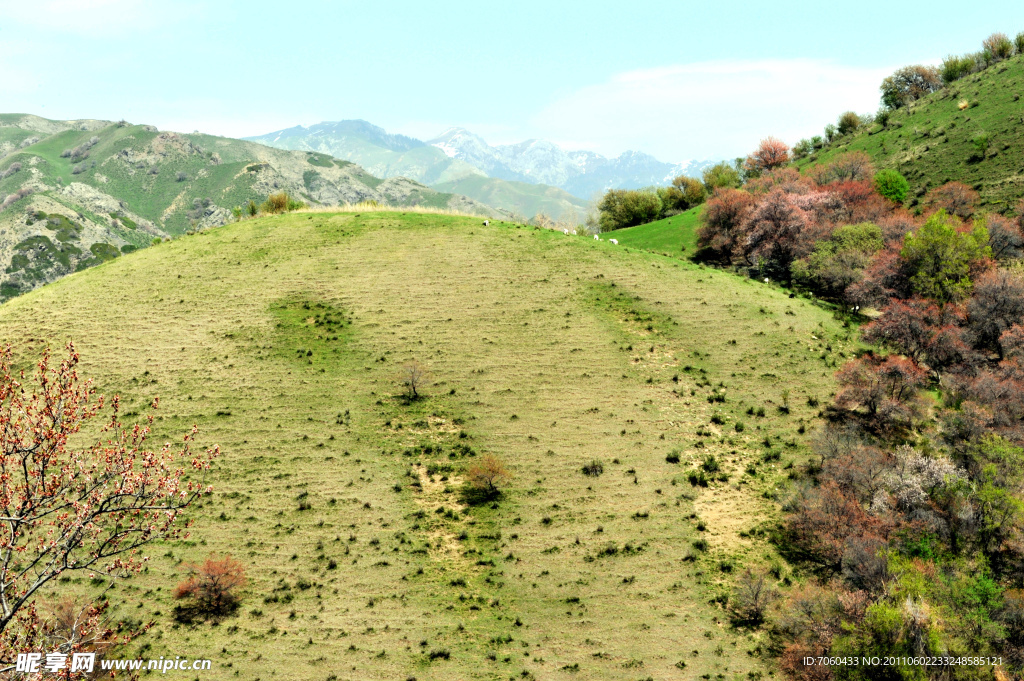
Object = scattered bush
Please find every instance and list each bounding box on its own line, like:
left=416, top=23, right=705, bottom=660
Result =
left=465, top=454, right=511, bottom=498
left=176, top=171, right=188, bottom=182
left=744, top=137, right=790, bottom=176
left=173, top=554, right=246, bottom=620
left=582, top=459, right=604, bottom=476
left=836, top=111, right=861, bottom=136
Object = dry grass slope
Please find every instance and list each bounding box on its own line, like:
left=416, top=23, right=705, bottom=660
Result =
left=0, top=211, right=851, bottom=680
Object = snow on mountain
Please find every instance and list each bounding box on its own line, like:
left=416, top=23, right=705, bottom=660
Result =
left=426, top=129, right=717, bottom=199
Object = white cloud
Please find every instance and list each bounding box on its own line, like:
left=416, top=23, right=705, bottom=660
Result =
left=530, top=59, right=894, bottom=161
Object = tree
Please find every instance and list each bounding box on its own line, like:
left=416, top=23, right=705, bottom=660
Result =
left=400, top=360, right=428, bottom=399
left=879, top=65, right=941, bottom=109
left=695, top=188, right=754, bottom=263
left=732, top=569, right=779, bottom=624
left=660, top=176, right=706, bottom=213
left=873, top=169, right=910, bottom=204
left=597, top=189, right=662, bottom=231
left=835, top=354, right=927, bottom=425
left=901, top=210, right=991, bottom=304
left=984, top=214, right=1024, bottom=260
left=0, top=343, right=217, bottom=667
left=967, top=269, right=1024, bottom=359
left=701, top=162, right=742, bottom=192
left=465, top=454, right=511, bottom=497
left=744, top=137, right=790, bottom=176
left=791, top=222, right=883, bottom=300
left=742, top=188, right=808, bottom=277
left=925, top=182, right=978, bottom=219
left=836, top=111, right=862, bottom=136
left=173, top=554, right=247, bottom=619
left=983, top=32, right=1014, bottom=60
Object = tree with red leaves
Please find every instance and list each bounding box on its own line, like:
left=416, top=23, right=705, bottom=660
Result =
left=925, top=182, right=979, bottom=219
left=173, top=554, right=246, bottom=620
left=744, top=137, right=790, bottom=176
left=742, top=188, right=808, bottom=276
left=835, top=354, right=927, bottom=427
left=695, top=187, right=754, bottom=264
left=0, top=342, right=218, bottom=671
left=863, top=298, right=971, bottom=373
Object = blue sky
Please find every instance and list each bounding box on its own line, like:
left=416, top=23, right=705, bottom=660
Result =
left=2, top=0, right=1023, bottom=161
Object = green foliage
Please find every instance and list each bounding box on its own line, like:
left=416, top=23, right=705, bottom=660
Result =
left=940, top=54, right=975, bottom=84
left=880, top=65, right=941, bottom=109
left=792, top=223, right=884, bottom=299
left=901, top=210, right=990, bottom=303
left=873, top=169, right=910, bottom=203
left=702, top=162, right=742, bottom=192
left=597, top=189, right=663, bottom=232
left=836, top=111, right=861, bottom=135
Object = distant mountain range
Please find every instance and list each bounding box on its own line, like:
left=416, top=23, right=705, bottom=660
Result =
left=0, top=114, right=490, bottom=302
left=246, top=121, right=717, bottom=216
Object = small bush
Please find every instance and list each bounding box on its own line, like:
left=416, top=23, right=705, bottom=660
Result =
left=176, top=171, right=188, bottom=182
left=665, top=451, right=681, bottom=464
left=734, top=422, right=745, bottom=433
left=1016, top=32, right=1024, bottom=56
left=873, top=169, right=909, bottom=204
left=581, top=459, right=604, bottom=476
left=173, top=554, right=246, bottom=620
left=701, top=455, right=720, bottom=473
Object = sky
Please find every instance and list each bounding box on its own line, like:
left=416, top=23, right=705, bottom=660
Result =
left=2, top=0, right=1023, bottom=162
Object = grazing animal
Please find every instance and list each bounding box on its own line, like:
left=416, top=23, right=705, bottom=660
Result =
left=482, top=219, right=490, bottom=226
left=594, top=234, right=599, bottom=241
left=571, top=230, right=577, bottom=235
left=764, top=278, right=770, bottom=283
left=563, top=229, right=569, bottom=235
left=609, top=239, right=618, bottom=245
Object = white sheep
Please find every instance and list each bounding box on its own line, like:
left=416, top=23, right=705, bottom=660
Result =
left=609, top=239, right=618, bottom=245
left=594, top=234, right=599, bottom=241
left=764, top=278, right=770, bottom=283
left=483, top=220, right=490, bottom=226
left=571, top=230, right=577, bottom=236
left=563, top=229, right=569, bottom=235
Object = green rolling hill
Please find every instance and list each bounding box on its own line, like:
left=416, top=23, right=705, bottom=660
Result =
left=798, top=52, right=1024, bottom=211
left=0, top=208, right=850, bottom=680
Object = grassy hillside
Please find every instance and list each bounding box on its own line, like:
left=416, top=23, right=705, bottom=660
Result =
left=0, top=115, right=491, bottom=302
left=432, top=175, right=588, bottom=221
left=799, top=53, right=1024, bottom=211
left=609, top=206, right=704, bottom=256
left=0, top=210, right=851, bottom=680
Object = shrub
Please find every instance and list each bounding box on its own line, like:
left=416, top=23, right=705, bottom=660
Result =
left=702, top=162, right=742, bottom=192
left=940, top=54, right=974, bottom=84
left=465, top=454, right=511, bottom=497
left=812, top=151, right=874, bottom=184
left=582, top=459, right=604, bottom=476
left=597, top=189, right=663, bottom=231
left=173, top=554, right=246, bottom=619
left=701, top=455, right=720, bottom=473
left=176, top=171, right=188, bottom=182
left=732, top=569, right=779, bottom=624
left=836, top=111, right=861, bottom=136
left=1016, top=32, right=1024, bottom=56
left=399, top=360, right=428, bottom=399
left=873, top=169, right=909, bottom=204
left=879, top=65, right=941, bottom=109
left=925, top=182, right=979, bottom=219
left=982, top=32, right=1014, bottom=60
left=665, top=451, right=681, bottom=464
